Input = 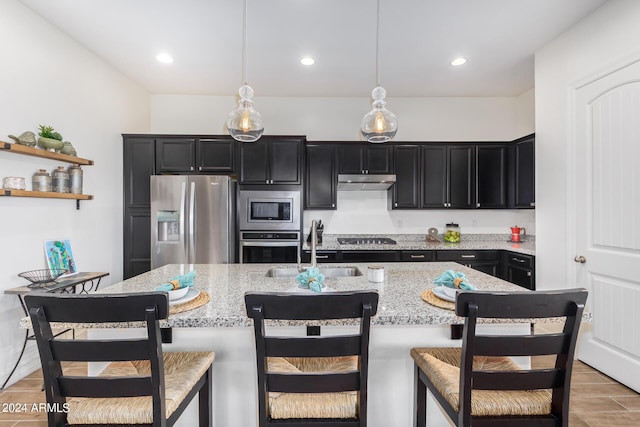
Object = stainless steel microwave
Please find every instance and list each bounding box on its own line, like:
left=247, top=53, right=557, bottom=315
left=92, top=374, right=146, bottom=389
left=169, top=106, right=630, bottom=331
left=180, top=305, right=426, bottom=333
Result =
left=238, top=190, right=301, bottom=231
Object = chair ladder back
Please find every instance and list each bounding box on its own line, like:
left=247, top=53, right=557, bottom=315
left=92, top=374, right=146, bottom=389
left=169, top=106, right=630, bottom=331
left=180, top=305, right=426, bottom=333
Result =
left=264, top=335, right=362, bottom=358
left=473, top=333, right=573, bottom=357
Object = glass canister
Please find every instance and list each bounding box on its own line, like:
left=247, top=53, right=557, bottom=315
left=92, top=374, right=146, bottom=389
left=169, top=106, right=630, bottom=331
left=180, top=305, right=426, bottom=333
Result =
left=68, top=164, right=83, bottom=194
left=444, top=222, right=461, bottom=243
left=52, top=166, right=70, bottom=193
left=32, top=169, right=52, bottom=192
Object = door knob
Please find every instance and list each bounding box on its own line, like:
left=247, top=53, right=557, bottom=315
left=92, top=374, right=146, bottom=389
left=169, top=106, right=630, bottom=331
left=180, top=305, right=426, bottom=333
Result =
left=574, top=255, right=586, bottom=263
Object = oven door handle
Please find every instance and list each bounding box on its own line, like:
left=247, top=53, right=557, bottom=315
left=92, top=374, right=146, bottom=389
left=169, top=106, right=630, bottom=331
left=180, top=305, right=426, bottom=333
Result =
left=240, top=241, right=300, bottom=247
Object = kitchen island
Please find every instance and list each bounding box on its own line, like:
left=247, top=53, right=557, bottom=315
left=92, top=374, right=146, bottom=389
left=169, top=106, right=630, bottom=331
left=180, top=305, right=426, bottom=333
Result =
left=41, top=263, right=538, bottom=427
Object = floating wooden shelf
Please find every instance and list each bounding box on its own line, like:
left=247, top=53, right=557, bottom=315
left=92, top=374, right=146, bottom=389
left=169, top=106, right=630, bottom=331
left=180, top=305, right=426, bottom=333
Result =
left=1, top=141, right=95, bottom=209
left=1, top=141, right=94, bottom=166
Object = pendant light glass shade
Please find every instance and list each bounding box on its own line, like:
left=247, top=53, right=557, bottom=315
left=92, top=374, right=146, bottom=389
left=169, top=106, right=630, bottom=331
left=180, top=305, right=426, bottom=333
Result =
left=227, top=85, right=264, bottom=142
left=361, top=86, right=397, bottom=143
left=361, top=0, right=397, bottom=143
left=227, top=0, right=264, bottom=142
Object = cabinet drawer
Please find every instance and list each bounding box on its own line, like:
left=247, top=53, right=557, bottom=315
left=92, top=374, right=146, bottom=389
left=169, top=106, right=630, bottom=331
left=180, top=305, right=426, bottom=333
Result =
left=401, top=251, right=434, bottom=262
left=341, top=251, right=400, bottom=263
left=301, top=250, right=339, bottom=263
left=506, top=252, right=533, bottom=268
left=436, top=250, right=498, bottom=262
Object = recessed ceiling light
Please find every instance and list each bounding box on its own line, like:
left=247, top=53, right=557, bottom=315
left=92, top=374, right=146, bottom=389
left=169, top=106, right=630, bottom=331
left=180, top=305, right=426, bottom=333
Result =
left=450, top=57, right=467, bottom=66
left=300, top=57, right=315, bottom=66
left=156, top=53, right=174, bottom=64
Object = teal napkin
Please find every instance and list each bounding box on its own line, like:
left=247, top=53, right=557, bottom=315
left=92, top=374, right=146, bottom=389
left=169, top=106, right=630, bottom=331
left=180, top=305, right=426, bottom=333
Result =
left=155, top=270, right=196, bottom=292
left=433, top=270, right=476, bottom=290
left=296, top=267, right=326, bottom=293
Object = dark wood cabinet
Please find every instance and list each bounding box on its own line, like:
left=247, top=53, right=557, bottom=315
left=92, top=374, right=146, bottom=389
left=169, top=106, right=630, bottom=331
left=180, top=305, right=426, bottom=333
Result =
left=239, top=136, right=303, bottom=185
left=123, top=136, right=155, bottom=279
left=503, top=251, right=535, bottom=290
left=339, top=144, right=392, bottom=174
left=436, top=250, right=500, bottom=276
left=156, top=136, right=236, bottom=174
left=391, top=145, right=420, bottom=209
left=476, top=144, right=507, bottom=208
left=401, top=251, right=434, bottom=262
left=509, top=134, right=535, bottom=208
left=305, top=144, right=337, bottom=209
left=422, top=145, right=474, bottom=209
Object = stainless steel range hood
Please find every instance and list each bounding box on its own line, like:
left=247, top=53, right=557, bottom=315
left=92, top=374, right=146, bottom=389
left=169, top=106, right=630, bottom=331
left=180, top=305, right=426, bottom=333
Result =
left=337, top=174, right=396, bottom=190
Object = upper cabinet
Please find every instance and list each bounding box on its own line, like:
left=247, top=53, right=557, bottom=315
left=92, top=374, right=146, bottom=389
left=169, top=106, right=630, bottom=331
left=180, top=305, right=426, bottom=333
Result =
left=239, top=136, right=303, bottom=185
left=338, top=144, right=392, bottom=174
left=305, top=144, right=337, bottom=209
left=508, top=134, right=535, bottom=208
left=421, top=144, right=475, bottom=209
left=156, top=136, right=236, bottom=174
left=475, top=144, right=508, bottom=208
left=391, top=145, right=421, bottom=209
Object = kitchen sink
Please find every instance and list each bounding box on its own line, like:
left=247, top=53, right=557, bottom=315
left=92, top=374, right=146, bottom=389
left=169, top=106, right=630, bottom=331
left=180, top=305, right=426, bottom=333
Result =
left=265, top=266, right=363, bottom=278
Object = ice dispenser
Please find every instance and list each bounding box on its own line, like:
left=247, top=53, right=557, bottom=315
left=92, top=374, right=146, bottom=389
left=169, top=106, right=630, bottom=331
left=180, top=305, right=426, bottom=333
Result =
left=157, top=210, right=180, bottom=242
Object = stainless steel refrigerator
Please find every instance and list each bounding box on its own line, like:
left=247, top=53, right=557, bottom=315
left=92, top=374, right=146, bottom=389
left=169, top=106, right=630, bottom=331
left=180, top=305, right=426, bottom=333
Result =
left=151, top=175, right=236, bottom=268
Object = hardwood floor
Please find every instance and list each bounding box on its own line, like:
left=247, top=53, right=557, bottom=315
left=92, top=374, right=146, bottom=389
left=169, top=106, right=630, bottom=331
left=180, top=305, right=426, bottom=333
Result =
left=1, top=358, right=639, bottom=426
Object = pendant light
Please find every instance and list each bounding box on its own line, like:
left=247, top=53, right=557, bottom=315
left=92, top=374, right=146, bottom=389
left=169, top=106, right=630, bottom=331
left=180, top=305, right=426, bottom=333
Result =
left=227, top=0, right=264, bottom=142
left=360, top=0, right=397, bottom=143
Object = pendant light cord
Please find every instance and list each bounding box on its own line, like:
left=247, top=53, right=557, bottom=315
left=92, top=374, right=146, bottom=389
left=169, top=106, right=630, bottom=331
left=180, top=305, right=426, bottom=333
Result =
left=375, top=0, right=380, bottom=87
left=242, top=0, right=248, bottom=85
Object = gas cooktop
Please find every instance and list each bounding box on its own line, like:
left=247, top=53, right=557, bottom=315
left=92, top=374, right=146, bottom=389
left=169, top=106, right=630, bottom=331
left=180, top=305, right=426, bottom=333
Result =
left=337, top=237, right=397, bottom=245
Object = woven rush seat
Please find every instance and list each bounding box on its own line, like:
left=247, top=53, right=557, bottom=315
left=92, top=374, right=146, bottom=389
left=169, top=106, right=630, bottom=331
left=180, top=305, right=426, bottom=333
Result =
left=411, top=348, right=552, bottom=417
left=67, top=352, right=215, bottom=425
left=267, top=356, right=358, bottom=419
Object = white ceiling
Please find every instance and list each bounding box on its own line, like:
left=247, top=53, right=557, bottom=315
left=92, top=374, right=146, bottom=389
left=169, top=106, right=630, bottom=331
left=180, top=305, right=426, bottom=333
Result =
left=20, top=0, right=608, bottom=98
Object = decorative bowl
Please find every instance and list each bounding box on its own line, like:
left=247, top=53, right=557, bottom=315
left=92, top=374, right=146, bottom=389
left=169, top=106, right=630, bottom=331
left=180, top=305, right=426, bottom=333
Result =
left=18, top=268, right=67, bottom=287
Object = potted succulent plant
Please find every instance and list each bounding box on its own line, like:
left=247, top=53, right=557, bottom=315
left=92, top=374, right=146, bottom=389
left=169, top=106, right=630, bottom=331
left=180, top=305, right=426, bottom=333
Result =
left=37, top=125, right=65, bottom=152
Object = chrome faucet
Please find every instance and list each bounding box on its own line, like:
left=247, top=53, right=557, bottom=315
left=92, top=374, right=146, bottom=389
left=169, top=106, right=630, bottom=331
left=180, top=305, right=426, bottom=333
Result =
left=310, top=219, right=318, bottom=269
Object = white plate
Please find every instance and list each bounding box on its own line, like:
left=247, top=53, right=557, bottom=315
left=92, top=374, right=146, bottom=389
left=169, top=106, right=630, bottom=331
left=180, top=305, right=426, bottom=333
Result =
left=169, top=287, right=200, bottom=305
left=286, top=286, right=335, bottom=294
left=432, top=286, right=455, bottom=302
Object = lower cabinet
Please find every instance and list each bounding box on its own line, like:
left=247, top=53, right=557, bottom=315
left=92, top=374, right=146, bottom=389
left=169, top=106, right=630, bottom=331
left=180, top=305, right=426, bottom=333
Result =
left=502, top=252, right=535, bottom=290
left=435, top=250, right=500, bottom=277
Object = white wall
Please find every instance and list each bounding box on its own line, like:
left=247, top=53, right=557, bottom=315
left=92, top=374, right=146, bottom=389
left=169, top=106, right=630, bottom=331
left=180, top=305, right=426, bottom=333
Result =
left=152, top=94, right=536, bottom=235
left=535, top=0, right=640, bottom=290
left=0, top=0, right=149, bottom=386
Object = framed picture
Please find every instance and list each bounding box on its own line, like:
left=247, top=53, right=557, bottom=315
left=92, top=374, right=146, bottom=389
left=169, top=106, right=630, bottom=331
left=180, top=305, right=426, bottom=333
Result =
left=44, top=239, right=78, bottom=277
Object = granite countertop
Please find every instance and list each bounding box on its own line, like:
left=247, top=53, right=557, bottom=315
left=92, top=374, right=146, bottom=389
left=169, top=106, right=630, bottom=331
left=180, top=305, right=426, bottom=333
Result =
left=303, top=233, right=535, bottom=256
left=22, top=262, right=541, bottom=330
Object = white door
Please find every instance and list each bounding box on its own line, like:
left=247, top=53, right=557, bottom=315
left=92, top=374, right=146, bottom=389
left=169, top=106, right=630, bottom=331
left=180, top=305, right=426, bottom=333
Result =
left=572, top=59, right=640, bottom=392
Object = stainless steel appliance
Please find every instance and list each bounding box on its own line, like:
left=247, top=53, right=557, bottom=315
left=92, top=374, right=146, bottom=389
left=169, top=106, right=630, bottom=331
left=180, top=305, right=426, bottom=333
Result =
left=151, top=175, right=236, bottom=268
left=337, top=174, right=396, bottom=190
left=238, top=190, right=301, bottom=263
left=337, top=237, right=397, bottom=245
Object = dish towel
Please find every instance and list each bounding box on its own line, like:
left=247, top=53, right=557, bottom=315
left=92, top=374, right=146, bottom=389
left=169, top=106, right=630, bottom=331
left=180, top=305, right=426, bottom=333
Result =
left=155, top=270, right=196, bottom=291
left=296, top=268, right=326, bottom=293
left=433, top=270, right=476, bottom=290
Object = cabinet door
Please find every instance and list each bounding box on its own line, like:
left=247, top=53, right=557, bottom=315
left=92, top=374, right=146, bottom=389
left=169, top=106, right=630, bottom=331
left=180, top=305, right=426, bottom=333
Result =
left=124, top=211, right=151, bottom=279
left=448, top=145, right=475, bottom=209
left=339, top=145, right=365, bottom=174
left=270, top=139, right=302, bottom=184
left=197, top=138, right=235, bottom=173
left=366, top=146, right=392, bottom=173
left=507, top=265, right=535, bottom=290
left=124, top=137, right=155, bottom=208
left=392, top=145, right=420, bottom=209
left=156, top=138, right=195, bottom=173
left=239, top=142, right=269, bottom=184
left=305, top=144, right=337, bottom=209
left=514, top=137, right=535, bottom=208
left=476, top=144, right=507, bottom=208
left=421, top=145, right=447, bottom=208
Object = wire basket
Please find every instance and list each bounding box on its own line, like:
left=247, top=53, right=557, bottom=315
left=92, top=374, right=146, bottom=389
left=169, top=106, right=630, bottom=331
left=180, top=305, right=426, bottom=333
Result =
left=18, top=268, right=67, bottom=287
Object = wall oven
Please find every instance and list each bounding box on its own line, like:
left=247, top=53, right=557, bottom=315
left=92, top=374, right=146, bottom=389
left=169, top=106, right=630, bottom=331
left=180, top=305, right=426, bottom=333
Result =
left=238, top=190, right=301, bottom=263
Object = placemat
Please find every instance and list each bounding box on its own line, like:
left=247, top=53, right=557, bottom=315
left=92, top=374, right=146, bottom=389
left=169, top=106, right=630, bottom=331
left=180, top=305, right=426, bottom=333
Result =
left=170, top=291, right=210, bottom=315
left=421, top=289, right=455, bottom=311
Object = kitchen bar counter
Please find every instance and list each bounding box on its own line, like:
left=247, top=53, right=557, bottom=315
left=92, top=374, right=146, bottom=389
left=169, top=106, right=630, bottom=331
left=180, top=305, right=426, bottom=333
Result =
left=25, top=262, right=531, bottom=330
left=303, top=233, right=536, bottom=256
left=25, top=264, right=553, bottom=427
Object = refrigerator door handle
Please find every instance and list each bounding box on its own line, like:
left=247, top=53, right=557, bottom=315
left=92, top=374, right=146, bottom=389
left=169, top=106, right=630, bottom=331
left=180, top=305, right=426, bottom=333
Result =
left=180, top=182, right=188, bottom=262
left=188, top=181, right=196, bottom=263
